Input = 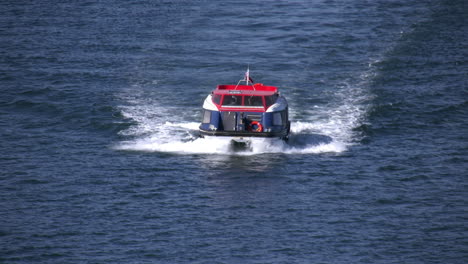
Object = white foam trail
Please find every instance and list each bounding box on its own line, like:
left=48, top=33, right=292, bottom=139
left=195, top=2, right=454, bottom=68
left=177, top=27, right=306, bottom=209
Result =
left=115, top=69, right=373, bottom=155
left=247, top=137, right=346, bottom=155
left=116, top=136, right=232, bottom=154
left=114, top=103, right=361, bottom=155
left=115, top=134, right=345, bottom=155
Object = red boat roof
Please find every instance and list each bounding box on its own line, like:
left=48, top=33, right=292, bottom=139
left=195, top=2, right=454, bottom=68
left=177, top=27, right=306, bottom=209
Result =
left=214, top=83, right=278, bottom=96
left=209, top=83, right=280, bottom=112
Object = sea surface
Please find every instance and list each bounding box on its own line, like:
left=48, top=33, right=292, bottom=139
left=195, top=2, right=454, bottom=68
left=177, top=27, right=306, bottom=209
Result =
left=1, top=0, right=467, bottom=263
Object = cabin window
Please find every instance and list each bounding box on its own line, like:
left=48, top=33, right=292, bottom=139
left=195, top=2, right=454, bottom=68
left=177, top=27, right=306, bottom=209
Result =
left=265, top=94, right=279, bottom=108
left=202, top=110, right=211, bottom=123
left=273, top=112, right=282, bottom=126
left=245, top=96, right=263, bottom=107
left=212, top=94, right=222, bottom=105
left=222, top=95, right=242, bottom=106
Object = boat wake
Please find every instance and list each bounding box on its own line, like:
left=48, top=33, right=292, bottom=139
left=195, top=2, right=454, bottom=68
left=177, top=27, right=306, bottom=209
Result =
left=115, top=120, right=345, bottom=155
left=114, top=71, right=372, bottom=155
left=113, top=98, right=349, bottom=155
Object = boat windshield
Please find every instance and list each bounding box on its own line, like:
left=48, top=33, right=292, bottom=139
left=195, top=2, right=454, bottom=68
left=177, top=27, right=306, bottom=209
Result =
left=222, top=95, right=242, bottom=106
left=244, top=96, right=263, bottom=106
left=221, top=95, right=264, bottom=107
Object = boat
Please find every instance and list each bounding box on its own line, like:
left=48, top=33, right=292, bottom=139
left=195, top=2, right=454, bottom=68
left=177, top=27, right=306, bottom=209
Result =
left=199, top=69, right=290, bottom=145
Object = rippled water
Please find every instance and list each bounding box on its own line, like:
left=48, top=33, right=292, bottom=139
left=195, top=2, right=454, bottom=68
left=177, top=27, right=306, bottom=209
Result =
left=1, top=0, right=467, bottom=263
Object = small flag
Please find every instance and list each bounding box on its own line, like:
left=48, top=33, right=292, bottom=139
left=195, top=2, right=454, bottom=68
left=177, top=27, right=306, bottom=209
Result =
left=245, top=68, right=254, bottom=83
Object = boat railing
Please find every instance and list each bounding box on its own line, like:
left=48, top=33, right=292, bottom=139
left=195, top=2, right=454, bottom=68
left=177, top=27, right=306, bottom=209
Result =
left=234, top=78, right=256, bottom=91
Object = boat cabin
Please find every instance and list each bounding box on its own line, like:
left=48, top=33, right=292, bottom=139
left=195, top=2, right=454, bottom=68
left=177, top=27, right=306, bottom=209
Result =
left=199, top=82, right=290, bottom=139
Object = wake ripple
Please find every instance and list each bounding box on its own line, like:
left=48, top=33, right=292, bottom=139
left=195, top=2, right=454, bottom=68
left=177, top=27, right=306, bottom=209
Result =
left=115, top=69, right=374, bottom=155
left=115, top=120, right=345, bottom=155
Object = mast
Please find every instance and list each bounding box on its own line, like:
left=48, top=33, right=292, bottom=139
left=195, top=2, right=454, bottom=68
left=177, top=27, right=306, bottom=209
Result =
left=235, top=66, right=254, bottom=90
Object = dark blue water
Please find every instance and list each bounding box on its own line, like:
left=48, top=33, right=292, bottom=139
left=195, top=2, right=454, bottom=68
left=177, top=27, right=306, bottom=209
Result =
left=1, top=1, right=467, bottom=263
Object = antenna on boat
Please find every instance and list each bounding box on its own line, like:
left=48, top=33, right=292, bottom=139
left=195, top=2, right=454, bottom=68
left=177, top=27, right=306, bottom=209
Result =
left=235, top=65, right=255, bottom=90
left=245, top=65, right=256, bottom=90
